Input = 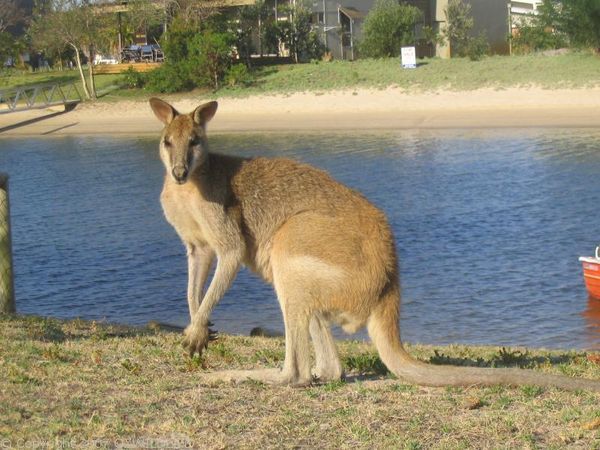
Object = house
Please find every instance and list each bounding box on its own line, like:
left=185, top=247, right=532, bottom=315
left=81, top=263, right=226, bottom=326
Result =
left=309, top=0, right=436, bottom=60
left=310, top=0, right=515, bottom=60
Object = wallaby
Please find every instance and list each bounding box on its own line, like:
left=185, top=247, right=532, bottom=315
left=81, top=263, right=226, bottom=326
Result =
left=150, top=97, right=600, bottom=391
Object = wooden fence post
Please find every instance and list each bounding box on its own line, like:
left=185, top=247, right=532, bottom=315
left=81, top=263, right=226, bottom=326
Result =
left=0, top=173, right=15, bottom=313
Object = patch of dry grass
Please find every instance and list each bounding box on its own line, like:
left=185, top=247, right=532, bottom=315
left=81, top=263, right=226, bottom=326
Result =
left=1, top=314, right=599, bottom=449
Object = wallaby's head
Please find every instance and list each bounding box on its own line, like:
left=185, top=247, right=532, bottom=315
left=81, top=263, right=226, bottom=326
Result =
left=149, top=98, right=218, bottom=185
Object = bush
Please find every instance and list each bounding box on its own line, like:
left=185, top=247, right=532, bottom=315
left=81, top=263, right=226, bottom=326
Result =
left=121, top=66, right=146, bottom=89
left=188, top=30, right=235, bottom=90
left=145, top=62, right=194, bottom=93
left=466, top=34, right=489, bottom=60
left=359, top=0, right=422, bottom=58
left=512, top=24, right=566, bottom=54
left=445, top=0, right=474, bottom=57
left=148, top=19, right=235, bottom=92
left=554, top=0, right=600, bottom=50
left=225, top=63, right=253, bottom=87
left=274, top=1, right=325, bottom=62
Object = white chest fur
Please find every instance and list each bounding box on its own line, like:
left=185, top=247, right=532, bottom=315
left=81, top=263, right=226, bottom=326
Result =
left=160, top=182, right=208, bottom=246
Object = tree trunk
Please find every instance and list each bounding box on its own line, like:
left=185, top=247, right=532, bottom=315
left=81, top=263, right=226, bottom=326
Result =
left=70, top=43, right=91, bottom=100
left=87, top=47, right=97, bottom=100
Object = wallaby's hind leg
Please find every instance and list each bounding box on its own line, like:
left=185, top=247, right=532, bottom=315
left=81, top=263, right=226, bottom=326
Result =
left=310, top=313, right=343, bottom=382
left=198, top=284, right=314, bottom=387
left=277, top=297, right=313, bottom=386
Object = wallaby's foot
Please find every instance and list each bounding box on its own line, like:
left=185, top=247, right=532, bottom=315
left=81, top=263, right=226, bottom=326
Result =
left=199, top=368, right=312, bottom=387
left=312, top=366, right=344, bottom=383
left=182, top=321, right=217, bottom=357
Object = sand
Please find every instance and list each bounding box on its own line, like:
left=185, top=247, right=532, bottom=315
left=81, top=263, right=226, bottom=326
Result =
left=1, top=87, right=600, bottom=136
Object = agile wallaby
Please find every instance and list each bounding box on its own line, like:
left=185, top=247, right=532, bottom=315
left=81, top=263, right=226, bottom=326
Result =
left=150, top=98, right=600, bottom=391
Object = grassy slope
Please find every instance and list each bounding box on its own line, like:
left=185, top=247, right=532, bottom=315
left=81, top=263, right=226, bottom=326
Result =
left=220, top=52, right=600, bottom=97
left=2, top=53, right=599, bottom=104
left=1, top=314, right=599, bottom=449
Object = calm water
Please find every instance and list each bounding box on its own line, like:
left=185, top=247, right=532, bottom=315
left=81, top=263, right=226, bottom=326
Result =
left=0, top=130, right=599, bottom=350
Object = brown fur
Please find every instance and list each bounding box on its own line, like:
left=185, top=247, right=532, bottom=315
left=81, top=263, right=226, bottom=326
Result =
left=149, top=97, right=600, bottom=391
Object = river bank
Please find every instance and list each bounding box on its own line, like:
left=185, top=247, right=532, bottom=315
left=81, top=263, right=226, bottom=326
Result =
left=1, top=87, right=600, bottom=136
left=1, top=314, right=599, bottom=448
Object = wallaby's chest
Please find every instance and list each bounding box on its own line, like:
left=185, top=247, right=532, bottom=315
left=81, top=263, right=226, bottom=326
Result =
left=160, top=183, right=208, bottom=245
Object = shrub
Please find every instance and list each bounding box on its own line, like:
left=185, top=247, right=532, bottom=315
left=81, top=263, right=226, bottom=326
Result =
left=188, top=30, right=235, bottom=90
left=512, top=24, right=566, bottom=54
left=121, top=66, right=146, bottom=89
left=224, top=63, right=253, bottom=87
left=445, top=0, right=474, bottom=57
left=553, top=0, right=600, bottom=50
left=466, top=34, right=489, bottom=60
left=359, top=0, right=423, bottom=58
left=275, top=1, right=326, bottom=62
left=145, top=62, right=194, bottom=93
left=148, top=18, right=235, bottom=92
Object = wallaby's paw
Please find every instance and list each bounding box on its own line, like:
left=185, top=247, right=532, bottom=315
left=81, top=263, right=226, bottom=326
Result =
left=182, top=323, right=217, bottom=357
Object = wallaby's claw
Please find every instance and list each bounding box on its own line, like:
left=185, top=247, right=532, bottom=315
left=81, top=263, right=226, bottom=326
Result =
left=182, top=322, right=213, bottom=357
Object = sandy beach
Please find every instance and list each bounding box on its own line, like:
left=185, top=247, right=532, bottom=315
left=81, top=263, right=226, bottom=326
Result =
left=1, top=87, right=600, bottom=136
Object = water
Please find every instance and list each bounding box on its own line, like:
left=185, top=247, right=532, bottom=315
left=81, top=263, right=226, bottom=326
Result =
left=0, top=130, right=599, bottom=350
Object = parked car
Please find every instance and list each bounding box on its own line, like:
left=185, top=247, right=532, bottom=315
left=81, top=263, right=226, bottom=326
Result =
left=121, top=44, right=164, bottom=63
left=121, top=45, right=141, bottom=63
left=94, top=54, right=118, bottom=65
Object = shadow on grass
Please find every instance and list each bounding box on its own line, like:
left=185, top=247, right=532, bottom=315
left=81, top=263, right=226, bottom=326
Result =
left=1, top=313, right=183, bottom=343
left=339, top=346, right=583, bottom=380
left=11, top=74, right=80, bottom=89
left=428, top=347, right=577, bottom=368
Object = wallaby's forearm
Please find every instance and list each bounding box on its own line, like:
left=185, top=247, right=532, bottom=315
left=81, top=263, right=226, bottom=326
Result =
left=193, top=251, right=242, bottom=326
left=186, top=244, right=215, bottom=319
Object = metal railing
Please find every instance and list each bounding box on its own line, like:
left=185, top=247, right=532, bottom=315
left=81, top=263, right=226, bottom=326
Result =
left=0, top=81, right=81, bottom=114
left=0, top=173, right=15, bottom=313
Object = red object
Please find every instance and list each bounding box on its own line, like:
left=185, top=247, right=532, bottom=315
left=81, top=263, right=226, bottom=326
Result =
left=580, top=247, right=600, bottom=300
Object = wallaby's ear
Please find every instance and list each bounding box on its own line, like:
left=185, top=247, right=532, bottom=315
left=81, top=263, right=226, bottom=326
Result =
left=193, top=101, right=218, bottom=126
left=149, top=97, right=178, bottom=125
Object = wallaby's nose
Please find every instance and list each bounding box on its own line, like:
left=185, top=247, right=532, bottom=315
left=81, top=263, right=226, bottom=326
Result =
left=172, top=166, right=188, bottom=183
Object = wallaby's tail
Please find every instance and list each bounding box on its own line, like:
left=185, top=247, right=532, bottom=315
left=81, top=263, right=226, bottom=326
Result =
left=367, top=284, right=600, bottom=393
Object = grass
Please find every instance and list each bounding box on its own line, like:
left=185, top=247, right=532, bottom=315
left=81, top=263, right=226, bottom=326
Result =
left=2, top=52, right=600, bottom=104
left=217, top=52, right=600, bottom=97
left=1, top=314, right=600, bottom=448
left=0, top=69, right=122, bottom=96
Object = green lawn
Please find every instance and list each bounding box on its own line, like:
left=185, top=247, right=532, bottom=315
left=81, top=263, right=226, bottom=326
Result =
left=1, top=314, right=599, bottom=448
left=2, top=52, right=600, bottom=104
left=219, top=51, right=600, bottom=97
left=0, top=69, right=122, bottom=98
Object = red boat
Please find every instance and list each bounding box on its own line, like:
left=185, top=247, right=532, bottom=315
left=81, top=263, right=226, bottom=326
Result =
left=580, top=246, right=600, bottom=300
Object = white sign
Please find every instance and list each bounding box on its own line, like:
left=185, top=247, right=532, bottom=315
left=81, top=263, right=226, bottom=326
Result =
left=401, top=46, right=417, bottom=69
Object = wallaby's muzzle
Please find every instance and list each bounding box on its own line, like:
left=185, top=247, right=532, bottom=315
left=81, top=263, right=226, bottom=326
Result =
left=172, top=165, right=189, bottom=184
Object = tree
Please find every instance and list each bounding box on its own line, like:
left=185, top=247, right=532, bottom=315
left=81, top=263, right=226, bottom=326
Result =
left=444, top=0, right=474, bottom=57
left=231, top=0, right=270, bottom=65
left=275, top=0, right=325, bottom=63
left=551, top=0, right=600, bottom=51
left=30, top=0, right=113, bottom=100
left=190, top=30, right=235, bottom=89
left=513, top=0, right=600, bottom=53
left=359, top=0, right=423, bottom=58
left=0, top=0, right=24, bottom=33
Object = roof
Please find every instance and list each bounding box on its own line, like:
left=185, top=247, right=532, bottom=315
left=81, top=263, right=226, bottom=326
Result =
left=94, top=0, right=254, bottom=13
left=338, top=6, right=367, bottom=21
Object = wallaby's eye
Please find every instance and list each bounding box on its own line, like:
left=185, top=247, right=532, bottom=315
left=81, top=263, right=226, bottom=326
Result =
left=189, top=136, right=200, bottom=147
left=163, top=138, right=172, bottom=147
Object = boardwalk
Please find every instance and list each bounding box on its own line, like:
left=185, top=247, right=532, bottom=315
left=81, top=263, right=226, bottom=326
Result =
left=0, top=81, right=81, bottom=114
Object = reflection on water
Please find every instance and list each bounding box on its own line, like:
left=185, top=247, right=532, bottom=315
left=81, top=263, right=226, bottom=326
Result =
left=582, top=297, right=600, bottom=350
left=0, top=129, right=599, bottom=349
